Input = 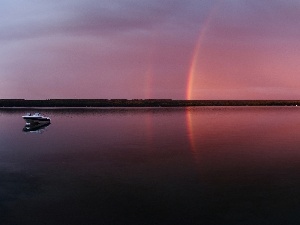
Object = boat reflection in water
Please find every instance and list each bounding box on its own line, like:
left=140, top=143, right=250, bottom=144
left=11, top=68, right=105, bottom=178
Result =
left=22, top=113, right=51, bottom=133
left=23, top=122, right=51, bottom=133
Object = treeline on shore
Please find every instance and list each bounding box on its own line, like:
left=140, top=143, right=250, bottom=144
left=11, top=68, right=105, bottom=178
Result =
left=1, top=99, right=300, bottom=107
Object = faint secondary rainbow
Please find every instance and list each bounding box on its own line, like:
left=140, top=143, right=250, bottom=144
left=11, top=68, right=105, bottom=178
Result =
left=186, top=1, right=222, bottom=100
left=144, top=35, right=157, bottom=99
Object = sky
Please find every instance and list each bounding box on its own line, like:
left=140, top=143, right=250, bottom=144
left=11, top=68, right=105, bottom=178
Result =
left=1, top=0, right=300, bottom=100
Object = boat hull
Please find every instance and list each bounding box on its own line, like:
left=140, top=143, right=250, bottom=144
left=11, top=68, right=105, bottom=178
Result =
left=23, top=117, right=51, bottom=125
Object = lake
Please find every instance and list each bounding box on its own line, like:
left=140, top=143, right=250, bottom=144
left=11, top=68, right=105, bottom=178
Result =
left=1, top=107, right=300, bottom=225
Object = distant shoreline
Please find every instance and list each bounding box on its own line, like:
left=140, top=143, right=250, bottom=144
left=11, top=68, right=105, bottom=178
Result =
left=1, top=99, right=300, bottom=107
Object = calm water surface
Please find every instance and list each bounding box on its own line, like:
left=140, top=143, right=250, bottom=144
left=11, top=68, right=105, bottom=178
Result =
left=1, top=107, right=300, bottom=225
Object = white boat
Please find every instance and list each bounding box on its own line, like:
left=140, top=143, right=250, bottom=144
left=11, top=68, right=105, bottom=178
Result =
left=22, top=113, right=51, bottom=125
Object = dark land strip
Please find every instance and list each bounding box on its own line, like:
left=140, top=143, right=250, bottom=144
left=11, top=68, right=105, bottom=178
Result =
left=1, top=99, right=300, bottom=107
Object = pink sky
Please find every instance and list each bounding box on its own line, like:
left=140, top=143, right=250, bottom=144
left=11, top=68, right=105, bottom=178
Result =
left=1, top=0, right=300, bottom=99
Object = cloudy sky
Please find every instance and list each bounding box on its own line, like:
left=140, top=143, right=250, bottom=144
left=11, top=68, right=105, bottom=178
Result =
left=1, top=0, right=300, bottom=99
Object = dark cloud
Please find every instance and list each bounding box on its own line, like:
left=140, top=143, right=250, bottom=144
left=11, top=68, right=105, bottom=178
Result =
left=210, top=0, right=300, bottom=41
left=0, top=0, right=201, bottom=41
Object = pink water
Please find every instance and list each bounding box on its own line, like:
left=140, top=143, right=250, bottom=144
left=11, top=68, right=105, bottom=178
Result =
left=1, top=107, right=300, bottom=224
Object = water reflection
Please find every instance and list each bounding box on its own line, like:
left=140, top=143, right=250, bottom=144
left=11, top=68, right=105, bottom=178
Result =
left=183, top=107, right=300, bottom=224
left=185, top=107, right=199, bottom=160
left=23, top=122, right=51, bottom=133
left=1, top=107, right=300, bottom=224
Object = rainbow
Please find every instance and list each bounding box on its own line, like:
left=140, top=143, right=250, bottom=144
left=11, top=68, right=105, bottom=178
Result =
left=186, top=1, right=222, bottom=100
